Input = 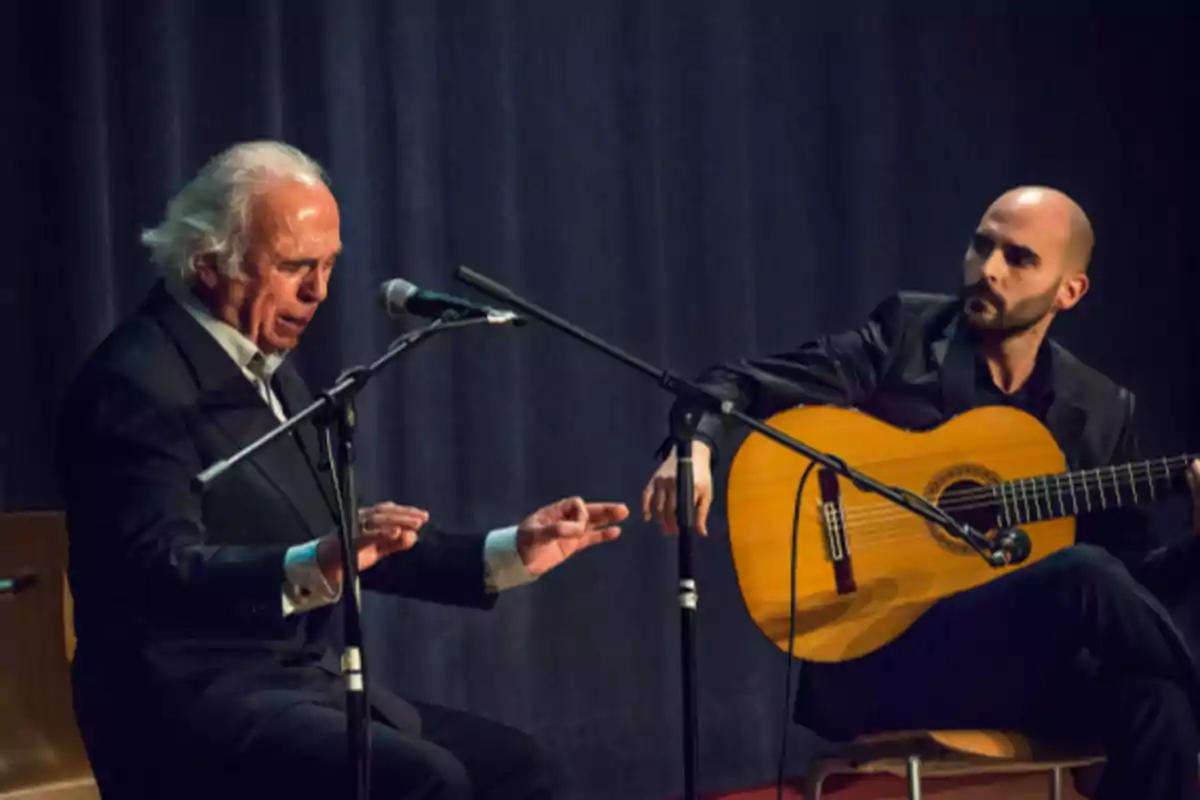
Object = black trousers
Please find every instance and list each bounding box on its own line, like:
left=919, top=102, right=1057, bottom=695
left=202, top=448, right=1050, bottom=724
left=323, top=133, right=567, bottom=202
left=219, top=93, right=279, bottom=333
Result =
left=226, top=698, right=553, bottom=800
left=796, top=545, right=1200, bottom=800
left=76, top=667, right=552, bottom=800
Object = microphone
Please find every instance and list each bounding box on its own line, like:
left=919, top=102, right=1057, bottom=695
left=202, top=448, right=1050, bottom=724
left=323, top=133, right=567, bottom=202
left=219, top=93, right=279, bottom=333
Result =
left=991, top=528, right=1031, bottom=566
left=379, top=278, right=525, bottom=325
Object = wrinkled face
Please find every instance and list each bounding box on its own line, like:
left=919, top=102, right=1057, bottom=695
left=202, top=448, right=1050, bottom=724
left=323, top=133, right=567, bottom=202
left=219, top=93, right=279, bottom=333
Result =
left=195, top=178, right=341, bottom=353
left=960, top=189, right=1084, bottom=334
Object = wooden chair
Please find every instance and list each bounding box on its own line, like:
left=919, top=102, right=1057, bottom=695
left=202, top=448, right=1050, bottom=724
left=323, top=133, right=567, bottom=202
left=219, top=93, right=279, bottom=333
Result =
left=0, top=511, right=99, bottom=799
left=804, top=729, right=1105, bottom=800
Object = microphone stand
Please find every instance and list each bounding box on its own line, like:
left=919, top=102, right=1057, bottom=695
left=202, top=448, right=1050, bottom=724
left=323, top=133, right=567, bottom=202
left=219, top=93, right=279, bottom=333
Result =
left=192, top=314, right=504, bottom=800
left=453, top=265, right=1011, bottom=800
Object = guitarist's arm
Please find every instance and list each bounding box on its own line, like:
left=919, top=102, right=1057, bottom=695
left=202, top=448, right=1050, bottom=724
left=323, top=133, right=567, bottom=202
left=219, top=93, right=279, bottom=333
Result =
left=666, top=292, right=910, bottom=465
left=643, top=293, right=911, bottom=534
left=1080, top=397, right=1200, bottom=606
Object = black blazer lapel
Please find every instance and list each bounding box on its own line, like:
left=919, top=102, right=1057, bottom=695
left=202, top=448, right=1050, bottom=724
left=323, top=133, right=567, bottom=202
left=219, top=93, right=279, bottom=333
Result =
left=271, top=363, right=339, bottom=521
left=146, top=284, right=334, bottom=540
left=1042, top=349, right=1088, bottom=470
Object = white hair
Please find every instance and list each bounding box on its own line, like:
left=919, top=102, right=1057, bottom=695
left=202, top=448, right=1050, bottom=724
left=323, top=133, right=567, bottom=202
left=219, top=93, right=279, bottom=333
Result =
left=141, top=141, right=328, bottom=286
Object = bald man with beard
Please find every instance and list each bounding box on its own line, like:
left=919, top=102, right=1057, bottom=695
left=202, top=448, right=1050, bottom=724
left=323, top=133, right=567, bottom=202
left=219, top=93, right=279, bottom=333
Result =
left=643, top=187, right=1200, bottom=799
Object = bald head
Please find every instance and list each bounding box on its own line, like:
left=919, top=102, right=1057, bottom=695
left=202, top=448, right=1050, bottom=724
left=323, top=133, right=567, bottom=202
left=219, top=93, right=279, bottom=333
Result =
left=985, top=186, right=1094, bottom=274
left=961, top=185, right=1093, bottom=334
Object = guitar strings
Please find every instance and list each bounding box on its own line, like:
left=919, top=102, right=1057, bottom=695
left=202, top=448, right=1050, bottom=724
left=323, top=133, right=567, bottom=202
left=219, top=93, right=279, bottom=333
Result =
left=842, top=464, right=1177, bottom=546
left=738, top=459, right=1190, bottom=548
left=740, top=459, right=1182, bottom=524
left=737, top=453, right=1194, bottom=500
left=842, top=460, right=1183, bottom=521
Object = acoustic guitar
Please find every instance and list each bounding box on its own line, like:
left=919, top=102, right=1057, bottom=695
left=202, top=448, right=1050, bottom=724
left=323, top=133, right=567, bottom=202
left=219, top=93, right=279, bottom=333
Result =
left=725, top=404, right=1195, bottom=663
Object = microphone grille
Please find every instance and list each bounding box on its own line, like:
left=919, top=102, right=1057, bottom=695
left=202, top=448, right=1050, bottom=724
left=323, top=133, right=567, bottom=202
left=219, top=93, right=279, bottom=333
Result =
left=380, top=278, right=419, bottom=316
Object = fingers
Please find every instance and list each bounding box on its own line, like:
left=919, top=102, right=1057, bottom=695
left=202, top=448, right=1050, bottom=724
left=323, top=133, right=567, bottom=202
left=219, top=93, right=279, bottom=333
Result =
left=564, top=496, right=587, bottom=521
left=695, top=486, right=712, bottom=536
left=642, top=474, right=713, bottom=536
left=539, top=502, right=628, bottom=541
left=377, top=529, right=419, bottom=555
left=359, top=514, right=427, bottom=537
left=358, top=503, right=429, bottom=540
left=361, top=502, right=430, bottom=522
left=578, top=526, right=622, bottom=548
left=643, top=458, right=675, bottom=527
left=584, top=502, right=630, bottom=526
left=538, top=496, right=587, bottom=527
left=653, top=478, right=677, bottom=534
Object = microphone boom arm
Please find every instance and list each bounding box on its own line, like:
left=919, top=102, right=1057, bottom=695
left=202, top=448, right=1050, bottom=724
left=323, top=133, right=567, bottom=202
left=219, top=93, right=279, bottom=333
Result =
left=193, top=316, right=481, bottom=492
left=452, top=264, right=1014, bottom=559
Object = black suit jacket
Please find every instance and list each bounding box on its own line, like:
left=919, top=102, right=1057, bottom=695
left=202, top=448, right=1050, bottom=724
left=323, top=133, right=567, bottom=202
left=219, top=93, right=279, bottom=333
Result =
left=681, top=291, right=1199, bottom=605
left=58, top=283, right=495, bottom=771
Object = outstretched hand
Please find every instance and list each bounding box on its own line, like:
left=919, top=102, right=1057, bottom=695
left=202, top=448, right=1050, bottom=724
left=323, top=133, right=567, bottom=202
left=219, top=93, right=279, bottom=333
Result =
left=516, top=497, right=630, bottom=577
left=316, top=502, right=428, bottom=586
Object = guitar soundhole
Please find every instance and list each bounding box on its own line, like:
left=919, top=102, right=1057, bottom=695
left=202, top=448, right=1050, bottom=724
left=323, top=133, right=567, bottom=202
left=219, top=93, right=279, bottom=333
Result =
left=939, top=480, right=1001, bottom=530
left=922, top=464, right=1004, bottom=555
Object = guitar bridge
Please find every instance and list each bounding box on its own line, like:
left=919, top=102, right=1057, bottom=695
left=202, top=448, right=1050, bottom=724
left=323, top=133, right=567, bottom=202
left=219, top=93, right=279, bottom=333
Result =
left=818, top=469, right=857, bottom=595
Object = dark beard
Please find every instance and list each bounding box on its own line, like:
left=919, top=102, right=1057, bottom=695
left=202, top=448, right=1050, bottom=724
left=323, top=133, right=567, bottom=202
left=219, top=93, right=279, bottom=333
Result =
left=961, top=281, right=1058, bottom=334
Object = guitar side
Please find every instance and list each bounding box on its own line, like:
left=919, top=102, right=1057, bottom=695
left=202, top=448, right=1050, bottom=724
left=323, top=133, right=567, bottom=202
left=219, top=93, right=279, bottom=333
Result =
left=725, top=405, right=1073, bottom=662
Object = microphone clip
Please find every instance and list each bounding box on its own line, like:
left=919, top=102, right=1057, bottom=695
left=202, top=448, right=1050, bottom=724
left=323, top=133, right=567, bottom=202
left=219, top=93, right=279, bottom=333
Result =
left=442, top=307, right=525, bottom=326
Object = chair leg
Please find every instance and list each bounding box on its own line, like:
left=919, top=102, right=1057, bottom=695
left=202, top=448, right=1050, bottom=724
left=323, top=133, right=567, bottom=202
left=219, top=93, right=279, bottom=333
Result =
left=802, top=769, right=823, bottom=800
left=1049, top=766, right=1064, bottom=800
left=906, top=754, right=922, bottom=800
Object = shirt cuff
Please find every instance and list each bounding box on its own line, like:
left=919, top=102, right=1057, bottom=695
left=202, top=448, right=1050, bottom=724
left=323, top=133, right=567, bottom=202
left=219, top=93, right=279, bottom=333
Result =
left=281, top=539, right=343, bottom=616
left=483, top=525, right=536, bottom=592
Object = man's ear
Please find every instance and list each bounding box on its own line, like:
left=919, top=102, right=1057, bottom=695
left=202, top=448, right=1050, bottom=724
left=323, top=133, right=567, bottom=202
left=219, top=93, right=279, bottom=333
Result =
left=193, top=253, right=221, bottom=288
left=1056, top=272, right=1089, bottom=311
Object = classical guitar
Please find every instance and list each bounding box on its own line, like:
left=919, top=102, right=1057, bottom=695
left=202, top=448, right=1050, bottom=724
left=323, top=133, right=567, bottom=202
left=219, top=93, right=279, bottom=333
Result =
left=725, top=404, right=1194, bottom=663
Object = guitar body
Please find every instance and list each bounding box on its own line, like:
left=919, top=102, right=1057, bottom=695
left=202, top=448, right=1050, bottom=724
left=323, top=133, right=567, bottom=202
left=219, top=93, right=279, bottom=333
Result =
left=725, top=405, right=1073, bottom=663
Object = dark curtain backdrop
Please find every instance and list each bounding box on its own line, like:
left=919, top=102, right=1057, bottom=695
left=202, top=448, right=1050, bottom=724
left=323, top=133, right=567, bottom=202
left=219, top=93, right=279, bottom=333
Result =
left=3, top=2, right=1197, bottom=797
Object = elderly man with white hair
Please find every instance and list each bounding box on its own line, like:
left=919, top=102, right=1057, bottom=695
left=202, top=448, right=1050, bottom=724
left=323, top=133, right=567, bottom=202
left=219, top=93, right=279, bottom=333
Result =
left=58, top=141, right=628, bottom=800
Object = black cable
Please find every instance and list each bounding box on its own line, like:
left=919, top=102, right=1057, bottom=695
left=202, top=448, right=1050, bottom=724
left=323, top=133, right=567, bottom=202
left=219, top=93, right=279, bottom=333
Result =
left=777, top=460, right=817, bottom=800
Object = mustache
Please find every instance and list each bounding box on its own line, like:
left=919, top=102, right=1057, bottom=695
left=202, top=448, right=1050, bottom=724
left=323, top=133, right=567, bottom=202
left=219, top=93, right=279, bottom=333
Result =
left=962, top=282, right=1002, bottom=306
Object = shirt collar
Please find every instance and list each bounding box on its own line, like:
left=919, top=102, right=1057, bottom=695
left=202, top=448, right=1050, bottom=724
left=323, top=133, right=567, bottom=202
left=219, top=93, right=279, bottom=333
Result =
left=968, top=328, right=1057, bottom=406
left=170, top=286, right=287, bottom=379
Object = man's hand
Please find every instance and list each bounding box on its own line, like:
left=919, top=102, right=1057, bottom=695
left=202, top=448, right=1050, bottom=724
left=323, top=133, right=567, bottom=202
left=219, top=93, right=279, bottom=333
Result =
left=316, top=502, right=429, bottom=586
left=1187, top=461, right=1200, bottom=534
left=641, top=440, right=713, bottom=535
left=516, top=497, right=629, bottom=577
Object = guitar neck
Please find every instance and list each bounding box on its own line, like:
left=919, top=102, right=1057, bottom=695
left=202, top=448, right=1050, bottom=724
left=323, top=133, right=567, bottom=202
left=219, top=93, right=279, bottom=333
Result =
left=994, top=453, right=1197, bottom=526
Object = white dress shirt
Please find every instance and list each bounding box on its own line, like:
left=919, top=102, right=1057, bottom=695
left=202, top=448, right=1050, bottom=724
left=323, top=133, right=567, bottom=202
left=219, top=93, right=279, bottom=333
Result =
left=172, top=290, right=536, bottom=615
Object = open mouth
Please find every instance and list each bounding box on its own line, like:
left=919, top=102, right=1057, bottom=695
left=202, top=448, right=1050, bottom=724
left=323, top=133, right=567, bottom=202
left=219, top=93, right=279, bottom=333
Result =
left=967, top=295, right=1001, bottom=314
left=276, top=314, right=310, bottom=333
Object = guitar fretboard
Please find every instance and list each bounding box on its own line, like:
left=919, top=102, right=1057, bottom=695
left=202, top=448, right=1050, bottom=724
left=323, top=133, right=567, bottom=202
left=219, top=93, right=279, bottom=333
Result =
left=991, top=454, right=1197, bottom=527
